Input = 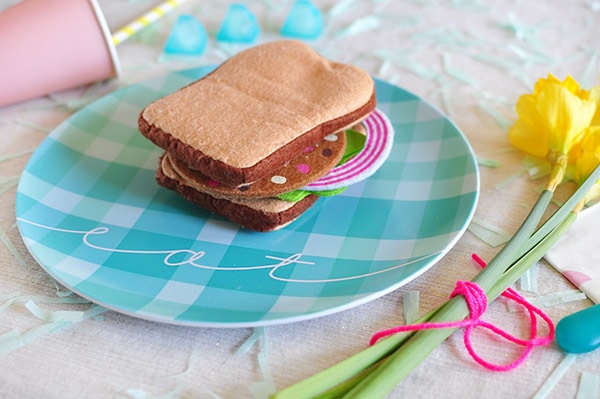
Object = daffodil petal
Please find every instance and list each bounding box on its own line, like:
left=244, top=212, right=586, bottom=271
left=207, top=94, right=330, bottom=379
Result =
left=589, top=84, right=600, bottom=126
left=537, top=83, right=596, bottom=154
left=515, top=94, right=546, bottom=128
left=571, top=128, right=600, bottom=184
left=560, top=75, right=585, bottom=96
left=508, top=94, right=548, bottom=158
left=508, top=119, right=548, bottom=158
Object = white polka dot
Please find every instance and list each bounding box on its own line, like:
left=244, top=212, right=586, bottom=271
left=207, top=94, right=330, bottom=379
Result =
left=324, top=134, right=338, bottom=141
left=271, top=175, right=287, bottom=184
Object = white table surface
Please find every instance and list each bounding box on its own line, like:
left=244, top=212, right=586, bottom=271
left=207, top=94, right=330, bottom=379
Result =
left=1, top=0, right=599, bottom=398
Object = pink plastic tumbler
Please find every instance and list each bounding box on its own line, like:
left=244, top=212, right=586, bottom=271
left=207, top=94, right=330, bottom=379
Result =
left=0, top=0, right=120, bottom=107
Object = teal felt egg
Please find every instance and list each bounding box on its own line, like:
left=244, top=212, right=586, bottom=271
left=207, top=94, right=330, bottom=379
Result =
left=556, top=304, right=600, bottom=354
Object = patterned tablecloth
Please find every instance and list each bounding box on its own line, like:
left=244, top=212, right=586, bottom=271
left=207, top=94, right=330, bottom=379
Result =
left=1, top=1, right=599, bottom=398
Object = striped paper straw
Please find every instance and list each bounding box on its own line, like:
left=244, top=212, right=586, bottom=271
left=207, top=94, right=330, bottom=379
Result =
left=111, top=0, right=188, bottom=46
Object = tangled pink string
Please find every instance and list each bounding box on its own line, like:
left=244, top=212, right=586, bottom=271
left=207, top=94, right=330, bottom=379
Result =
left=370, top=254, right=555, bottom=371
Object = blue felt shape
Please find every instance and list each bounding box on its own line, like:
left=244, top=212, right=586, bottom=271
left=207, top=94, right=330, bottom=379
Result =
left=216, top=4, right=260, bottom=43
left=164, top=14, right=207, bottom=56
left=280, top=0, right=323, bottom=40
left=556, top=304, right=600, bottom=353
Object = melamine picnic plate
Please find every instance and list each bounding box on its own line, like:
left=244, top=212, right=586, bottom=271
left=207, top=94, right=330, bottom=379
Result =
left=15, top=66, right=479, bottom=327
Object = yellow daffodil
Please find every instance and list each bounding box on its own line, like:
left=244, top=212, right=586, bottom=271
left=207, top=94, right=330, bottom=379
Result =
left=590, top=83, right=600, bottom=126
left=562, top=79, right=600, bottom=203
left=538, top=74, right=591, bottom=100
left=567, top=128, right=600, bottom=205
left=568, top=130, right=600, bottom=183
left=508, top=74, right=597, bottom=190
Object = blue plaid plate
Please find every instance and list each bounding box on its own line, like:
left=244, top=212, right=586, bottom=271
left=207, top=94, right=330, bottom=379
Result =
left=15, top=67, right=479, bottom=327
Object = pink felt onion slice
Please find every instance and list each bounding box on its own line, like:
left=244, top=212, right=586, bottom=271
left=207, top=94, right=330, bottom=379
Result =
left=304, top=108, right=394, bottom=191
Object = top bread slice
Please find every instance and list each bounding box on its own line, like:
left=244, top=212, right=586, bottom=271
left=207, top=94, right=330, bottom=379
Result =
left=138, top=40, right=376, bottom=187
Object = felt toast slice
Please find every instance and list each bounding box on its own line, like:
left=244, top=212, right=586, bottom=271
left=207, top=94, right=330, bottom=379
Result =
left=139, top=40, right=376, bottom=186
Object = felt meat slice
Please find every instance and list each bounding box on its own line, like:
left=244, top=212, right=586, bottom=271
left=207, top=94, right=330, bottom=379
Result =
left=163, top=129, right=347, bottom=199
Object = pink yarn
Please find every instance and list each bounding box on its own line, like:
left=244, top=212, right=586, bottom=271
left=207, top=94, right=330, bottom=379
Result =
left=370, top=254, right=555, bottom=371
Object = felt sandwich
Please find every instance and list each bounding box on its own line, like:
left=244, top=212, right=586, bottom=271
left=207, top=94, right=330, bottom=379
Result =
left=139, top=40, right=394, bottom=232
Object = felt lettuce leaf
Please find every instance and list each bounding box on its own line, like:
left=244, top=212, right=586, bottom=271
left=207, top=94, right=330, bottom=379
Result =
left=277, top=186, right=347, bottom=202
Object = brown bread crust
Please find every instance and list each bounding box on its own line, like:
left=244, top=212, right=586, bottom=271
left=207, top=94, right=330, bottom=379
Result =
left=139, top=92, right=375, bottom=186
left=138, top=40, right=376, bottom=187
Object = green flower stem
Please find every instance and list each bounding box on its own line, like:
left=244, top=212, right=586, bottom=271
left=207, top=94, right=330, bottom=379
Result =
left=488, top=212, right=577, bottom=302
left=311, top=364, right=379, bottom=399
left=272, top=189, right=555, bottom=399
left=336, top=189, right=555, bottom=399
left=270, top=326, right=412, bottom=399
left=340, top=297, right=468, bottom=398
left=546, top=154, right=567, bottom=192
left=269, top=330, right=406, bottom=399
left=470, top=189, right=553, bottom=292
left=520, top=163, right=600, bottom=257
left=270, top=307, right=442, bottom=399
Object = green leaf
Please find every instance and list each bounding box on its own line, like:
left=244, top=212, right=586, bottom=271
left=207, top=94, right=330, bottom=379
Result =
left=277, top=187, right=347, bottom=202
left=339, top=128, right=367, bottom=164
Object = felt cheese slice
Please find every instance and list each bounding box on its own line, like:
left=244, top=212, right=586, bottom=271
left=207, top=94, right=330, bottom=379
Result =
left=139, top=40, right=376, bottom=187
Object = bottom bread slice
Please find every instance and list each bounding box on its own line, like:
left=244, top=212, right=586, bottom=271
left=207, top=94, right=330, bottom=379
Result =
left=156, top=158, right=319, bottom=232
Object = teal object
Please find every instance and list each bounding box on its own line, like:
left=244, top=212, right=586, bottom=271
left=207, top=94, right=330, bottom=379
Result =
left=15, top=67, right=479, bottom=327
left=556, top=304, right=600, bottom=353
left=164, top=15, right=207, bottom=56
left=281, top=0, right=323, bottom=40
left=216, top=4, right=259, bottom=43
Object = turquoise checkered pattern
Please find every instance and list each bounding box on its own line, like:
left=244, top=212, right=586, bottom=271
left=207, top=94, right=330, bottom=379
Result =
left=16, top=67, right=479, bottom=327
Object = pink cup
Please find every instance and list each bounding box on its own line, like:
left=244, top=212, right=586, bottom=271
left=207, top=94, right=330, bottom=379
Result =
left=0, top=0, right=120, bottom=107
